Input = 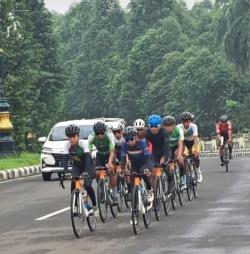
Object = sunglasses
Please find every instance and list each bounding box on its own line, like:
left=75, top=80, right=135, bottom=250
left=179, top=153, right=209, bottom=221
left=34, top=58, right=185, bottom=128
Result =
left=67, top=133, right=77, bottom=138
left=149, top=124, right=161, bottom=128
left=125, top=137, right=135, bottom=142
left=113, top=130, right=122, bottom=134
left=137, top=128, right=143, bottom=132
left=96, top=131, right=105, bottom=136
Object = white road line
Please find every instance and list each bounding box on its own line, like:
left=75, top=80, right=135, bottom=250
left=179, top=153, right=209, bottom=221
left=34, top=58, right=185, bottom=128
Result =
left=35, top=207, right=70, bottom=221
left=0, top=174, right=41, bottom=184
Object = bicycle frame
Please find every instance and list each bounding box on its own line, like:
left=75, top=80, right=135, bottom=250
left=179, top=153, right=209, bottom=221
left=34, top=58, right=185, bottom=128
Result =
left=72, top=178, right=91, bottom=217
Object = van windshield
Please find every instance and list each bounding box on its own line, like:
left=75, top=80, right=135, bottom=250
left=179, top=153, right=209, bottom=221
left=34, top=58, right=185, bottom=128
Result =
left=49, top=125, right=94, bottom=141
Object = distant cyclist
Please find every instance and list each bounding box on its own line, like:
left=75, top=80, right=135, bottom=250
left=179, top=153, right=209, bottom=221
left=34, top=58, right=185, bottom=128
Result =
left=134, top=118, right=152, bottom=153
left=112, top=123, right=125, bottom=162
left=145, top=115, right=173, bottom=193
left=121, top=126, right=154, bottom=202
left=162, top=116, right=186, bottom=188
left=63, top=124, right=98, bottom=217
left=216, top=115, right=233, bottom=166
left=88, top=121, right=118, bottom=204
left=177, top=112, right=203, bottom=183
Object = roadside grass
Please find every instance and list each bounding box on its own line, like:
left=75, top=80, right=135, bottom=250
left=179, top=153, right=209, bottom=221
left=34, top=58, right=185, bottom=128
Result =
left=0, top=153, right=40, bottom=170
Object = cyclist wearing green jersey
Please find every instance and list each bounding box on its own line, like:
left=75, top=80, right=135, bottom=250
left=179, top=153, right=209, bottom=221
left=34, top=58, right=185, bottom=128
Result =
left=88, top=121, right=118, bottom=203
left=163, top=116, right=186, bottom=188
left=63, top=124, right=98, bottom=217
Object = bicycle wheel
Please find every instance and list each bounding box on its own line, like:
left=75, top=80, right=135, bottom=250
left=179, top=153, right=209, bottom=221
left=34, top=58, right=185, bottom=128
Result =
left=154, top=177, right=161, bottom=221
left=161, top=173, right=170, bottom=216
left=192, top=167, right=198, bottom=198
left=85, top=194, right=97, bottom=232
left=186, top=166, right=193, bottom=201
left=143, top=199, right=151, bottom=229
left=70, top=189, right=84, bottom=238
left=171, top=189, right=177, bottom=210
left=110, top=199, right=118, bottom=218
left=177, top=187, right=184, bottom=206
left=131, top=185, right=140, bottom=235
left=97, top=179, right=108, bottom=223
left=224, top=147, right=229, bottom=173
left=117, top=181, right=124, bottom=212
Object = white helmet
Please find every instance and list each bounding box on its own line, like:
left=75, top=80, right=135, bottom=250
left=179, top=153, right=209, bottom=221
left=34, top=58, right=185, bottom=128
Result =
left=111, top=122, right=125, bottom=131
left=133, top=119, right=145, bottom=129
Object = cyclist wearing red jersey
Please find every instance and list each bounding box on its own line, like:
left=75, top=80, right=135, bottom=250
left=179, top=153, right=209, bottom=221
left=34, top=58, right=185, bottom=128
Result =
left=216, top=115, right=233, bottom=166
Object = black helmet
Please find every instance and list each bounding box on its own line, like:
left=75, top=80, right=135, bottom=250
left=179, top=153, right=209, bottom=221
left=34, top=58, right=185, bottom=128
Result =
left=65, top=124, right=80, bottom=137
left=123, top=126, right=137, bottom=140
left=220, top=115, right=228, bottom=123
left=93, top=121, right=106, bottom=133
left=181, top=112, right=193, bottom=121
left=163, top=116, right=176, bottom=126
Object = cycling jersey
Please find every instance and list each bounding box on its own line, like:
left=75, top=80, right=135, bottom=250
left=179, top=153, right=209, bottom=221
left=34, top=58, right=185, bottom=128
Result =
left=168, top=126, right=184, bottom=148
left=114, top=136, right=125, bottom=161
left=177, top=123, right=198, bottom=141
left=121, top=140, right=152, bottom=171
left=216, top=120, right=232, bottom=135
left=63, top=140, right=91, bottom=178
left=145, top=128, right=170, bottom=163
left=88, top=132, right=115, bottom=155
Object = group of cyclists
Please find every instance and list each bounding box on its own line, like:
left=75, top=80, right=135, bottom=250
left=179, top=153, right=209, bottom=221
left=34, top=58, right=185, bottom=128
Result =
left=62, top=113, right=233, bottom=226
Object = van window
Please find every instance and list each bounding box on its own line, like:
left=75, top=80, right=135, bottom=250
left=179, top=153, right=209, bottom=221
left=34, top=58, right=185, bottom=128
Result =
left=49, top=125, right=94, bottom=141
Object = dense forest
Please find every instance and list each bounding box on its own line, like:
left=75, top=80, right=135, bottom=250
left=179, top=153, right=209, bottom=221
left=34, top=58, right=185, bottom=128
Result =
left=0, top=0, right=249, bottom=147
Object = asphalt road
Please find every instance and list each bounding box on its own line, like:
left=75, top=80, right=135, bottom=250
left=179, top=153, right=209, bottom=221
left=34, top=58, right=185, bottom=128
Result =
left=0, top=157, right=250, bottom=254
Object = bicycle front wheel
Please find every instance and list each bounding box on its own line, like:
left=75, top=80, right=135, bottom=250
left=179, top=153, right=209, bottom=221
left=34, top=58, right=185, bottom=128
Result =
left=186, top=166, right=193, bottom=201
left=131, top=185, right=140, bottom=235
left=117, top=181, right=124, bottom=212
left=71, top=189, right=85, bottom=238
left=192, top=167, right=198, bottom=198
left=154, top=177, right=161, bottom=221
left=97, top=179, right=108, bottom=223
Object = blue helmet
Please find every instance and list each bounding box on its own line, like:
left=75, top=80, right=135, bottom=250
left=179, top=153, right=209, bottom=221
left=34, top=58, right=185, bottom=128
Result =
left=147, top=115, right=162, bottom=127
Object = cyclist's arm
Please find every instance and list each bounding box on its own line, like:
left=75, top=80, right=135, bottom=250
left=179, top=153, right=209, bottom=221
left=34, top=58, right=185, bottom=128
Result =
left=79, top=140, right=91, bottom=174
left=87, top=134, right=95, bottom=153
left=227, top=121, right=232, bottom=141
left=163, top=131, right=171, bottom=162
left=178, top=128, right=184, bottom=157
left=108, top=133, right=115, bottom=165
left=121, top=143, right=127, bottom=171
left=216, top=123, right=221, bottom=140
left=63, top=142, right=69, bottom=172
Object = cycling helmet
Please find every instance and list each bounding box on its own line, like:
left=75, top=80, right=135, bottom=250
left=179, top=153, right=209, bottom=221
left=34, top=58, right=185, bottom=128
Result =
left=181, top=112, right=193, bottom=121
left=123, top=126, right=137, bottom=140
left=133, top=119, right=145, bottom=128
left=147, top=115, right=162, bottom=127
left=93, top=121, right=106, bottom=133
left=220, top=114, right=228, bottom=123
left=111, top=122, right=124, bottom=131
left=163, top=116, right=176, bottom=126
left=65, top=124, right=80, bottom=137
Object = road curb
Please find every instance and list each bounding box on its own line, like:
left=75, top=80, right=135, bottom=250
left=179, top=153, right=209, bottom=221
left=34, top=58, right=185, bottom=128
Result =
left=0, top=165, right=41, bottom=181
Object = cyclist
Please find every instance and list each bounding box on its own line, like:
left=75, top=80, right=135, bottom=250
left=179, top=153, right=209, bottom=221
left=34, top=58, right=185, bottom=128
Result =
left=145, top=115, right=173, bottom=193
left=216, top=114, right=233, bottom=165
left=162, top=116, right=186, bottom=188
left=177, top=112, right=203, bottom=183
left=88, top=121, right=118, bottom=204
left=63, top=124, right=98, bottom=217
left=112, top=122, right=125, bottom=162
left=134, top=118, right=152, bottom=153
left=121, top=126, right=154, bottom=203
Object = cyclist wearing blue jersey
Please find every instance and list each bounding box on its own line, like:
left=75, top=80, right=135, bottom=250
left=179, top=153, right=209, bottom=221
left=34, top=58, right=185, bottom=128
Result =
left=121, top=126, right=154, bottom=203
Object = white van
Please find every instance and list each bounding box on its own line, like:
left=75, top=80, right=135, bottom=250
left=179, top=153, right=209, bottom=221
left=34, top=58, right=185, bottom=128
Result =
left=39, top=118, right=125, bottom=181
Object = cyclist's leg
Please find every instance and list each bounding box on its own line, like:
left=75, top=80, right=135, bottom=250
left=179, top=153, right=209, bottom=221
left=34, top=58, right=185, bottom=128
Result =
left=83, top=173, right=97, bottom=206
left=175, top=146, right=186, bottom=187
left=71, top=164, right=81, bottom=192
left=224, top=134, right=233, bottom=158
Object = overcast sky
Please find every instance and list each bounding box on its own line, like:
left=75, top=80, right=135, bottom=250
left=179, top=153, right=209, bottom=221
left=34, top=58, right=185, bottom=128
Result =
left=44, top=0, right=200, bottom=13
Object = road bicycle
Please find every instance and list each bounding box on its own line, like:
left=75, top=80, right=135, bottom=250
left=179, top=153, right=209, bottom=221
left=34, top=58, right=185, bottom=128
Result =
left=60, top=173, right=97, bottom=238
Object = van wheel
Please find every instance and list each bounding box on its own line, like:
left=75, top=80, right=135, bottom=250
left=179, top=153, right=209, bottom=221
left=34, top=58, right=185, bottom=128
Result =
left=42, top=172, right=52, bottom=181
